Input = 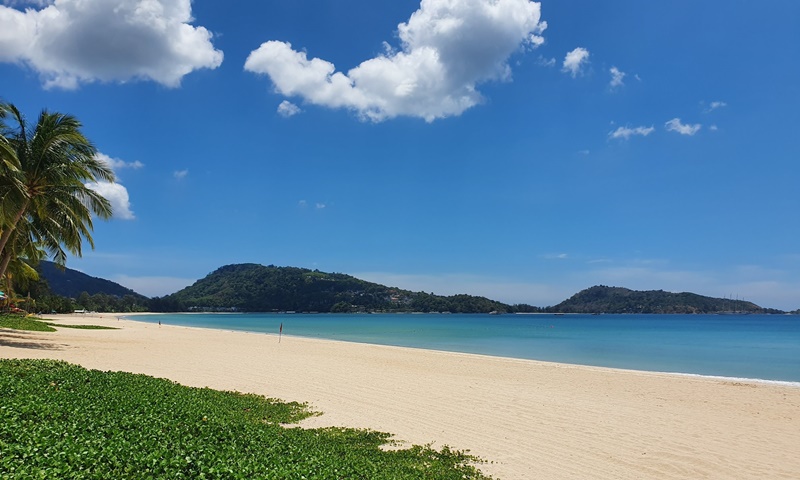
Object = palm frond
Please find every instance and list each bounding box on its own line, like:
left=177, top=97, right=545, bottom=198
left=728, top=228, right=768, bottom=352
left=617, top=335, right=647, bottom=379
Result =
left=0, top=102, right=114, bottom=278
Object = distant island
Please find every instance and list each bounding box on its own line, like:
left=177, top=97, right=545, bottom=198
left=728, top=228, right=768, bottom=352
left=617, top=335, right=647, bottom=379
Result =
left=20, top=262, right=794, bottom=314
left=545, top=285, right=785, bottom=315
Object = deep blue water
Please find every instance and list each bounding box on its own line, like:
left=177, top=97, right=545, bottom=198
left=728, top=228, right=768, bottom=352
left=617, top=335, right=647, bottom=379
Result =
left=127, top=313, right=800, bottom=383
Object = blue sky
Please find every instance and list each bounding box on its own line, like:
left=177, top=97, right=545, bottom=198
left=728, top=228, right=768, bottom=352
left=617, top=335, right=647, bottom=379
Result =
left=2, top=0, right=799, bottom=309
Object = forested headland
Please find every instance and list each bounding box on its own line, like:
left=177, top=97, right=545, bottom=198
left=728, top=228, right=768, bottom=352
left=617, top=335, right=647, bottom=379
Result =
left=149, top=264, right=511, bottom=314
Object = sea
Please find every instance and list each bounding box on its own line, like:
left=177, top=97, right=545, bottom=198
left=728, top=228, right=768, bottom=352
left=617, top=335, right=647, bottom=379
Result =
left=126, top=313, right=800, bottom=384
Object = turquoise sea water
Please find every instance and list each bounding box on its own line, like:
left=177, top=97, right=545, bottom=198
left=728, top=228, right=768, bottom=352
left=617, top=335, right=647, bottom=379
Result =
left=128, top=313, right=800, bottom=383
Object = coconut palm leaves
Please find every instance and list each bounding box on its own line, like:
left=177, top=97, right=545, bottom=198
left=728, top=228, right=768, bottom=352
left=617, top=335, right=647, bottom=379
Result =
left=0, top=104, right=22, bottom=226
left=0, top=101, right=114, bottom=281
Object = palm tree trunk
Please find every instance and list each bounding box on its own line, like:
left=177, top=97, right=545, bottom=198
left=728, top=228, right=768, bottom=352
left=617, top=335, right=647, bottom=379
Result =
left=0, top=250, right=13, bottom=287
left=0, top=198, right=31, bottom=272
left=0, top=199, right=29, bottom=278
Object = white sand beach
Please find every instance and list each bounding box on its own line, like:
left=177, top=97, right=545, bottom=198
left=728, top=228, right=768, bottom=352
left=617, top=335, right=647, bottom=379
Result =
left=2, top=313, right=799, bottom=479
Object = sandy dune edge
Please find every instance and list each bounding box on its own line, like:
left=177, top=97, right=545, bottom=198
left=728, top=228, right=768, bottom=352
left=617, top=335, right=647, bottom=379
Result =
left=2, top=313, right=799, bottom=479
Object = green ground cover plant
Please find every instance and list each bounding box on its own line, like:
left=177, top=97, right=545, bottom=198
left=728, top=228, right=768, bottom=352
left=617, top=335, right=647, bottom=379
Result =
left=0, top=314, right=116, bottom=331
left=0, top=314, right=56, bottom=332
left=0, top=359, right=491, bottom=479
left=43, top=322, right=118, bottom=330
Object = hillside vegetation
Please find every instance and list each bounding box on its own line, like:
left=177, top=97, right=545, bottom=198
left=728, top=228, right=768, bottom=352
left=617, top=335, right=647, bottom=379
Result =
left=12, top=261, right=150, bottom=314
left=16, top=261, right=789, bottom=314
left=151, top=264, right=510, bottom=313
left=547, top=285, right=781, bottom=314
left=37, top=261, right=144, bottom=299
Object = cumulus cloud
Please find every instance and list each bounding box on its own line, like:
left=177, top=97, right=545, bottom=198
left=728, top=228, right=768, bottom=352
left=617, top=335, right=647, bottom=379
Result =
left=665, top=118, right=701, bottom=136
left=609, top=66, right=625, bottom=88
left=277, top=100, right=301, bottom=118
left=0, top=0, right=223, bottom=89
left=85, top=181, right=135, bottom=220
left=85, top=152, right=139, bottom=220
left=609, top=125, right=655, bottom=140
left=561, top=47, right=589, bottom=78
left=245, top=0, right=547, bottom=122
left=173, top=169, right=189, bottom=180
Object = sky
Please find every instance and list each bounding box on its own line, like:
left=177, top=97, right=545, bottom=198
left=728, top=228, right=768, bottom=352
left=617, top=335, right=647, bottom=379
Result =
left=1, top=0, right=799, bottom=310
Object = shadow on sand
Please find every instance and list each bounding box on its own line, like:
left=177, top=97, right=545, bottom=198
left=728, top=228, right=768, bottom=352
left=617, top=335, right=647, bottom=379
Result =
left=0, top=330, right=65, bottom=351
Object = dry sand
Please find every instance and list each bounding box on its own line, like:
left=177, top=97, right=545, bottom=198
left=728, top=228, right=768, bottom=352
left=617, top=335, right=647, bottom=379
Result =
left=2, top=313, right=799, bottom=479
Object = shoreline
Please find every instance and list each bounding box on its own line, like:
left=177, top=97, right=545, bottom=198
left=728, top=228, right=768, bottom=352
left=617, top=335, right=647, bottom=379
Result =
left=122, top=312, right=800, bottom=386
left=3, top=313, right=800, bottom=479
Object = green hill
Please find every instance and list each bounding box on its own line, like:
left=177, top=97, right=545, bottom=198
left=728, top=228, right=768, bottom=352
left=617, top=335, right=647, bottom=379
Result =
left=150, top=263, right=510, bottom=314
left=37, top=261, right=147, bottom=300
left=547, top=285, right=778, bottom=314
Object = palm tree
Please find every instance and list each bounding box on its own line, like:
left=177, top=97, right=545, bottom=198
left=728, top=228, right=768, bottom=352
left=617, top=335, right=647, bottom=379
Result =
left=0, top=103, right=22, bottom=227
left=1, top=250, right=41, bottom=314
left=0, top=101, right=115, bottom=281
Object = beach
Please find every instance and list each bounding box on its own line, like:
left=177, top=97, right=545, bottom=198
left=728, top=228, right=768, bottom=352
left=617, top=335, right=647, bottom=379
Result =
left=2, top=314, right=799, bottom=479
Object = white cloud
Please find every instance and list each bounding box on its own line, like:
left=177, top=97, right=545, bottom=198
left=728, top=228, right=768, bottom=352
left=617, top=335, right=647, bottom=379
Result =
left=277, top=100, right=302, bottom=118
left=298, top=200, right=328, bottom=210
left=705, top=100, right=727, bottom=112
left=95, top=153, right=144, bottom=171
left=536, top=55, right=556, bottom=67
left=85, top=181, right=135, bottom=220
left=85, top=152, right=139, bottom=220
left=561, top=47, right=589, bottom=78
left=665, top=118, right=701, bottom=136
left=710, top=125, right=719, bottom=131
left=174, top=169, right=189, bottom=180
left=609, top=66, right=625, bottom=88
left=245, top=0, right=547, bottom=122
left=0, top=0, right=223, bottom=89
left=609, top=125, right=655, bottom=140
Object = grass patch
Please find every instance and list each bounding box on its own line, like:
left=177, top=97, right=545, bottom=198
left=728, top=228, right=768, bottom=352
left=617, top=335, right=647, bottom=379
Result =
left=0, top=359, right=491, bottom=479
left=43, top=322, right=118, bottom=330
left=0, top=314, right=56, bottom=332
left=0, top=314, right=117, bottom=331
